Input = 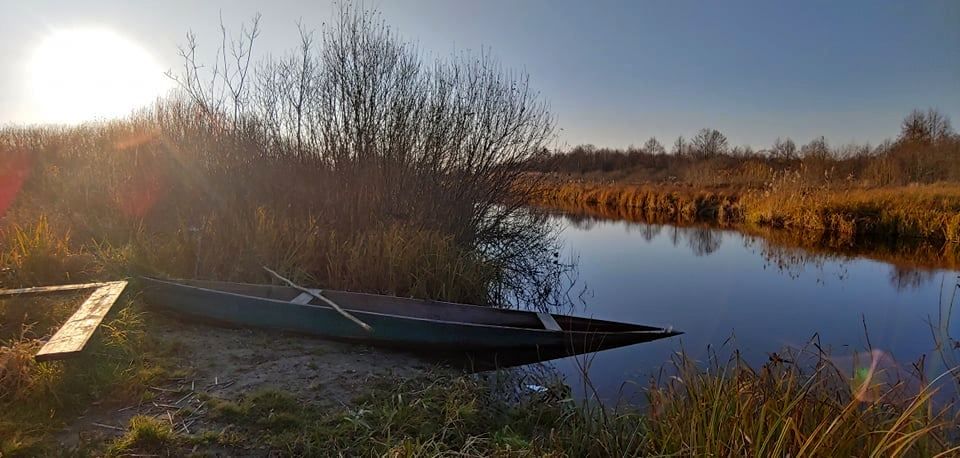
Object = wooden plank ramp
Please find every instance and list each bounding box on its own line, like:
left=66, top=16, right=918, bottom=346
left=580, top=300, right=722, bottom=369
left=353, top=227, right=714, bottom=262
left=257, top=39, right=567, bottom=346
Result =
left=34, top=281, right=128, bottom=362
left=0, top=282, right=113, bottom=298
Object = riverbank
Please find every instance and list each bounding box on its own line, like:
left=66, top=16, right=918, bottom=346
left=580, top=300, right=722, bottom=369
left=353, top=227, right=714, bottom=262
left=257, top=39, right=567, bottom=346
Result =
left=3, top=176, right=959, bottom=455
left=529, top=174, right=960, bottom=248
left=3, top=286, right=958, bottom=456
left=89, top=351, right=960, bottom=457
left=540, top=197, right=960, bottom=272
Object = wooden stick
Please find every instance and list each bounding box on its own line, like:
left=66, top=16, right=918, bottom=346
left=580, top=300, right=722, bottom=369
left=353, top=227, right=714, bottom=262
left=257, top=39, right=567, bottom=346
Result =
left=263, top=266, right=373, bottom=333
left=91, top=422, right=125, bottom=431
left=0, top=282, right=113, bottom=297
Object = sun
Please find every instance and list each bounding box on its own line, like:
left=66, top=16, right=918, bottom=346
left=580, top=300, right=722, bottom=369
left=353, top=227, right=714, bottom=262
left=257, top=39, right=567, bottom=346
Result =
left=28, top=28, right=171, bottom=124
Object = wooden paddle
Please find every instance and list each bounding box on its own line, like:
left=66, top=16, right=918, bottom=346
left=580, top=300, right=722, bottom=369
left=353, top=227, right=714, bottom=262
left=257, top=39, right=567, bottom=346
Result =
left=263, top=267, right=373, bottom=333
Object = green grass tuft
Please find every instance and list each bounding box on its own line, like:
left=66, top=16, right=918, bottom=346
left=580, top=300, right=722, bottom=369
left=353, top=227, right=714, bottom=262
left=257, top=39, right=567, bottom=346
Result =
left=107, top=415, right=179, bottom=456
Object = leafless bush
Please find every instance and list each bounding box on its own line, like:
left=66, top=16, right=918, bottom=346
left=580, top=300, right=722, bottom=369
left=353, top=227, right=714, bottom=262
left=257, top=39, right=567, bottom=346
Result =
left=690, top=128, right=729, bottom=159
left=170, top=6, right=554, bottom=245
left=157, top=4, right=563, bottom=306
left=900, top=108, right=953, bottom=144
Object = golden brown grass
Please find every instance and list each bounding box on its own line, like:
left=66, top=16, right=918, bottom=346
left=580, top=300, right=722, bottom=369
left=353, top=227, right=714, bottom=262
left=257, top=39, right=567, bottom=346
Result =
left=530, top=177, right=743, bottom=225
left=0, top=296, right=175, bottom=456
left=529, top=174, right=960, bottom=246
left=639, top=349, right=959, bottom=457
left=743, top=181, right=960, bottom=244
left=0, top=120, right=499, bottom=304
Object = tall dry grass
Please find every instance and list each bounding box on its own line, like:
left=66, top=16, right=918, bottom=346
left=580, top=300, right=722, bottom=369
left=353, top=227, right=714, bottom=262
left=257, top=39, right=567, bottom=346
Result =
left=0, top=5, right=565, bottom=453
left=743, top=177, right=960, bottom=244
left=0, top=4, right=561, bottom=307
left=639, top=348, right=959, bottom=456
left=529, top=174, right=960, bottom=251
left=525, top=108, right=960, bottom=249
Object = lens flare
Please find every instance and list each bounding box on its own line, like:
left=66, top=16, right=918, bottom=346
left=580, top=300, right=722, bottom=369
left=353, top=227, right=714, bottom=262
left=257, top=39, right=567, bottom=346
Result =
left=842, top=349, right=899, bottom=403
left=0, top=151, right=31, bottom=217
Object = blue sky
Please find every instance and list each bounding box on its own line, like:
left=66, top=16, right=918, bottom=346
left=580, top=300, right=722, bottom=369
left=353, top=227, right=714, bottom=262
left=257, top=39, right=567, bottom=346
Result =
left=1, top=0, right=957, bottom=148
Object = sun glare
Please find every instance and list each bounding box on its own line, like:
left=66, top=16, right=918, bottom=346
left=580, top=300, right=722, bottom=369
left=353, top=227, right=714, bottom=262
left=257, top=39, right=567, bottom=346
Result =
left=28, top=28, right=170, bottom=124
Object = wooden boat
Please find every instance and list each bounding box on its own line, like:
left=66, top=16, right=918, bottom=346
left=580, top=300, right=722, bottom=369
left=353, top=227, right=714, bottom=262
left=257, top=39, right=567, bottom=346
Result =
left=140, top=277, right=681, bottom=357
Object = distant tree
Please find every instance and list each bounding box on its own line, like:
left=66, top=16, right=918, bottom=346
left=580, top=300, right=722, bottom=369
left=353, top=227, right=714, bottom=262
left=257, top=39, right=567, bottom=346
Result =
left=835, top=142, right=871, bottom=159
left=730, top=145, right=754, bottom=157
left=770, top=137, right=797, bottom=160
left=799, top=136, right=833, bottom=181
left=690, top=128, right=729, bottom=158
left=671, top=136, right=687, bottom=156
left=643, top=137, right=666, bottom=155
left=899, top=108, right=953, bottom=144
left=801, top=136, right=831, bottom=160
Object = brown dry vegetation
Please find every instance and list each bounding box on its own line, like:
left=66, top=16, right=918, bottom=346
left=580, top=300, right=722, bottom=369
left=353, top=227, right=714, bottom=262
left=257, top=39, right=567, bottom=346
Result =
left=0, top=6, right=561, bottom=454
left=531, top=178, right=960, bottom=246
left=526, top=109, right=960, bottom=260
left=528, top=110, right=960, bottom=186
left=0, top=5, right=958, bottom=456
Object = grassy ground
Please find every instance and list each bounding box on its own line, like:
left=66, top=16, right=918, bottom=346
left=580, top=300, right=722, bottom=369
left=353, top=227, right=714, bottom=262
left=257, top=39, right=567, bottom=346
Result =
left=69, top=349, right=960, bottom=457
left=0, top=295, right=183, bottom=456
left=2, top=288, right=958, bottom=456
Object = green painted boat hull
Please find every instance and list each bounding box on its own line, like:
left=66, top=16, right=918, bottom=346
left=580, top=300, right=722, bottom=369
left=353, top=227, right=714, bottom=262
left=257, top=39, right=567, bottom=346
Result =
left=140, top=277, right=680, bottom=356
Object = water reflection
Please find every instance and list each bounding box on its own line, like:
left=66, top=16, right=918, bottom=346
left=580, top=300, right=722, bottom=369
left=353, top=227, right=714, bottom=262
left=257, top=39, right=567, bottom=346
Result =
left=745, top=234, right=848, bottom=283
left=551, top=207, right=942, bottom=291
left=515, top=207, right=960, bottom=402
left=639, top=223, right=661, bottom=242
left=888, top=267, right=939, bottom=292
left=686, top=226, right=722, bottom=256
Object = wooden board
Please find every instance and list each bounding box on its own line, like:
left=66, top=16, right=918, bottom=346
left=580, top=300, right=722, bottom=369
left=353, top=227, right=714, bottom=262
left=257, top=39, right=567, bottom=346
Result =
left=537, top=312, right=562, bottom=331
left=0, top=282, right=113, bottom=298
left=290, top=290, right=321, bottom=305
left=34, top=281, right=128, bottom=362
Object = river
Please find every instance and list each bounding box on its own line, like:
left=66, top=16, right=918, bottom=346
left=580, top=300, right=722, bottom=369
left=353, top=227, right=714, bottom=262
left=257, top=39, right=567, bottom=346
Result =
left=525, top=210, right=960, bottom=403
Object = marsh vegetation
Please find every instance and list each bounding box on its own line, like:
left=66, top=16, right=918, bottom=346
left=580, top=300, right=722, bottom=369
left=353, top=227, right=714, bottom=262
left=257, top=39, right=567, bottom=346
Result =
left=1, top=4, right=959, bottom=456
left=526, top=110, right=960, bottom=251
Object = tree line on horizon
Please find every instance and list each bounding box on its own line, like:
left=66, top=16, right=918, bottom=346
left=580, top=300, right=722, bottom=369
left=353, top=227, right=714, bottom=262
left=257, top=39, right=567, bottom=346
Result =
left=526, top=108, right=959, bottom=186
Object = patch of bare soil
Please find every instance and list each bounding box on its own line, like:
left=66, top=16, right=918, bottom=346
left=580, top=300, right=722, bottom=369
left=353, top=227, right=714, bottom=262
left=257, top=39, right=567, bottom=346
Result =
left=57, top=314, right=441, bottom=453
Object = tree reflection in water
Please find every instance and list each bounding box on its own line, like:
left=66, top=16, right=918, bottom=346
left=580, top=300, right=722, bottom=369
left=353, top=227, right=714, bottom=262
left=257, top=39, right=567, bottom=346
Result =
left=535, top=204, right=948, bottom=291
left=888, top=267, right=938, bottom=292
left=686, top=226, right=723, bottom=256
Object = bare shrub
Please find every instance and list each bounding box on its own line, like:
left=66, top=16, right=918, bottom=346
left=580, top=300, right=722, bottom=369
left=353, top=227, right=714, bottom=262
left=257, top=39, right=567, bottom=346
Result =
left=690, top=128, right=729, bottom=159
left=900, top=108, right=953, bottom=144
left=2, top=4, right=565, bottom=308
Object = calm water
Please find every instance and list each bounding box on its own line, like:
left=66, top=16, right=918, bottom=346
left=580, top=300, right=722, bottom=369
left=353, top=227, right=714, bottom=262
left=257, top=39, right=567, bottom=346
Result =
left=531, top=211, right=960, bottom=402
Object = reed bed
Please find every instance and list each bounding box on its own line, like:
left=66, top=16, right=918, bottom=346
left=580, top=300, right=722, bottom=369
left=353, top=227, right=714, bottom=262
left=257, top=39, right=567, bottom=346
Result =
left=529, top=175, right=960, bottom=247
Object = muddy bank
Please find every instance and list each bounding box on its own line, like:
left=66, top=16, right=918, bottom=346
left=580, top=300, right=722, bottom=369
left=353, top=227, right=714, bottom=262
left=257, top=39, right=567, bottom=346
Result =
left=57, top=313, right=442, bottom=452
